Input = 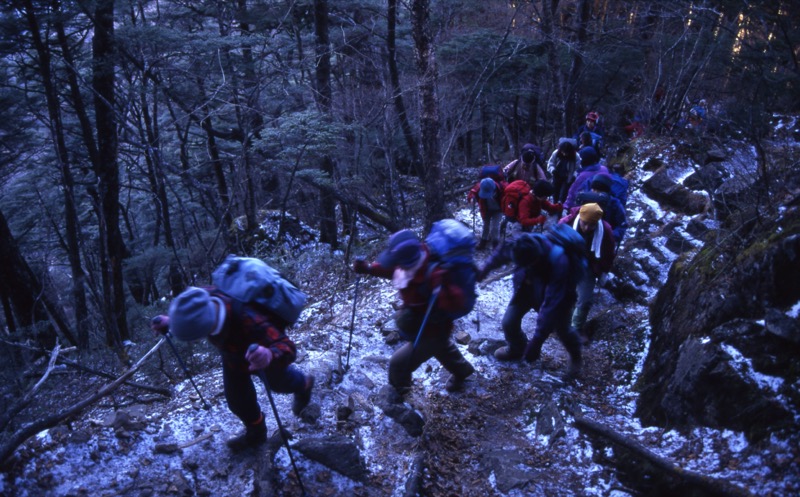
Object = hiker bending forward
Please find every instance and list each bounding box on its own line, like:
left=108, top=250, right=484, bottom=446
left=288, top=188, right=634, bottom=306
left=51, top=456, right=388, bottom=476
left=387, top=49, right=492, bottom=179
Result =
left=353, top=230, right=475, bottom=394
left=477, top=231, right=583, bottom=376
left=151, top=286, right=314, bottom=451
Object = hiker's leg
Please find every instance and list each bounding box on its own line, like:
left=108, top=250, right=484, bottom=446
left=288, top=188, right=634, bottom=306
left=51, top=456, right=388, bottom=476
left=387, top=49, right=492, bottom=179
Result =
left=501, top=302, right=530, bottom=354
left=431, top=333, right=474, bottom=379
left=262, top=364, right=306, bottom=394
left=222, top=362, right=261, bottom=424
left=389, top=341, right=430, bottom=392
left=488, top=211, right=504, bottom=246
left=571, top=273, right=597, bottom=333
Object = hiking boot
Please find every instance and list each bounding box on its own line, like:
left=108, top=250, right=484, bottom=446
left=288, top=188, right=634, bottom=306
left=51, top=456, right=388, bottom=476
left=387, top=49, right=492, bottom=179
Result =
left=445, top=374, right=468, bottom=392
left=565, top=359, right=582, bottom=380
left=226, top=415, right=267, bottom=452
left=292, top=375, right=315, bottom=416
left=494, top=346, right=523, bottom=361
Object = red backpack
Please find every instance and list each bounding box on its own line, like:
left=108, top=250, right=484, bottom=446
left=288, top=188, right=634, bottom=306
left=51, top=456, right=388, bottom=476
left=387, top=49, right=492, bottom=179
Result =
left=501, top=180, right=531, bottom=220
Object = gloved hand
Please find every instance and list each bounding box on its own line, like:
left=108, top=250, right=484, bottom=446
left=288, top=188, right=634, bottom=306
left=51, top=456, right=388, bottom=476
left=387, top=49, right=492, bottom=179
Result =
left=531, top=215, right=547, bottom=225
left=246, top=345, right=273, bottom=371
left=150, top=315, right=170, bottom=336
left=353, top=259, right=370, bottom=275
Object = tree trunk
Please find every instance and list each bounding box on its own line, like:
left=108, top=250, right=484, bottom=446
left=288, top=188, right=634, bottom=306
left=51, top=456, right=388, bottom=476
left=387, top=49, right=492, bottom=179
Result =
left=411, top=0, right=449, bottom=229
left=0, top=210, right=76, bottom=347
left=92, top=0, right=130, bottom=349
left=566, top=0, right=592, bottom=136
left=314, top=0, right=339, bottom=249
left=388, top=0, right=423, bottom=175
left=23, top=0, right=90, bottom=347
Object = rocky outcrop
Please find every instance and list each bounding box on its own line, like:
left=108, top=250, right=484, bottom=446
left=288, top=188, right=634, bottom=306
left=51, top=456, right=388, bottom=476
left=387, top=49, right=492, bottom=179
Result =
left=636, top=184, right=800, bottom=441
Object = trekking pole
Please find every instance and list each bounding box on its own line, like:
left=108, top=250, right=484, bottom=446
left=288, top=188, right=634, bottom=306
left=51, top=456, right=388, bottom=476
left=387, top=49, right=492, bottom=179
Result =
left=247, top=344, right=307, bottom=496
left=412, top=285, right=442, bottom=350
left=151, top=316, right=212, bottom=410
left=344, top=276, right=361, bottom=371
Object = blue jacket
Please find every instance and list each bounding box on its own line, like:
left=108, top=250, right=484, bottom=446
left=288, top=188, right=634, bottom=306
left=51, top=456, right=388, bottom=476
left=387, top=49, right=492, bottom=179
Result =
left=482, top=237, right=578, bottom=334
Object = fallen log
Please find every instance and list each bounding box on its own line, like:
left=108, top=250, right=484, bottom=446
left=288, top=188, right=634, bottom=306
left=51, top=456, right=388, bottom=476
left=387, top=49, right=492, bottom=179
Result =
left=573, top=414, right=755, bottom=497
left=0, top=338, right=166, bottom=466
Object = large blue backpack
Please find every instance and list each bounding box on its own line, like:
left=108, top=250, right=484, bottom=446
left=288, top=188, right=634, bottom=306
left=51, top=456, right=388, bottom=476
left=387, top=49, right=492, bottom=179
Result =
left=424, top=219, right=478, bottom=320
left=545, top=224, right=588, bottom=282
left=212, top=255, right=307, bottom=326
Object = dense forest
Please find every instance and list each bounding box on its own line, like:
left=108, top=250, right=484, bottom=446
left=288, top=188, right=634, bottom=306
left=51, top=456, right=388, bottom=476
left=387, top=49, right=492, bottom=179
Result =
left=0, top=0, right=797, bottom=409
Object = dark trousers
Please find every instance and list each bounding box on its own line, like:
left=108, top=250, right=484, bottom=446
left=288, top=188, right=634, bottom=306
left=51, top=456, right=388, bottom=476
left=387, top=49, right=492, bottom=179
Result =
left=501, top=301, right=581, bottom=364
left=388, top=328, right=474, bottom=392
left=222, top=360, right=306, bottom=425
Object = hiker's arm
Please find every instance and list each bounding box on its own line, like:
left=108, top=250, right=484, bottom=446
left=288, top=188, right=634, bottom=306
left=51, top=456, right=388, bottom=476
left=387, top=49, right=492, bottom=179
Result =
left=245, top=311, right=297, bottom=369
left=353, top=260, right=393, bottom=279
left=478, top=242, right=513, bottom=280
left=543, top=200, right=563, bottom=215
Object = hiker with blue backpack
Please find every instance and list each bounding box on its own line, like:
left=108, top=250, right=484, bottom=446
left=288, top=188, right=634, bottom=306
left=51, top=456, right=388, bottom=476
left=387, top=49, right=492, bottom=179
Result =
left=563, top=146, right=609, bottom=212
left=150, top=257, right=314, bottom=452
left=353, top=222, right=476, bottom=395
left=574, top=112, right=605, bottom=155
left=574, top=173, right=628, bottom=244
left=467, top=170, right=506, bottom=250
left=476, top=224, right=585, bottom=378
left=558, top=203, right=617, bottom=344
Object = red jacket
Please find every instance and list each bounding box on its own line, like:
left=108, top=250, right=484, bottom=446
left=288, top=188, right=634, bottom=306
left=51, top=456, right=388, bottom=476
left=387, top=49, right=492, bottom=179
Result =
left=558, top=211, right=616, bottom=276
left=467, top=179, right=505, bottom=218
left=364, top=246, right=465, bottom=329
left=518, top=193, right=562, bottom=227
left=207, top=289, right=297, bottom=373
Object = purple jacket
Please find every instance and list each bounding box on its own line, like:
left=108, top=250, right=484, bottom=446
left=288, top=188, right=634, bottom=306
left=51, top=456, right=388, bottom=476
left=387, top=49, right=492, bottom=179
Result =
left=482, top=237, right=578, bottom=334
left=563, top=164, right=609, bottom=210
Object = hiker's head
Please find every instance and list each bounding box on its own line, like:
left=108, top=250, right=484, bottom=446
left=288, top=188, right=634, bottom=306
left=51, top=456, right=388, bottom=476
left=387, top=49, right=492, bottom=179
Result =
left=521, top=144, right=537, bottom=164
left=578, top=203, right=603, bottom=233
left=478, top=177, right=496, bottom=199
left=533, top=180, right=554, bottom=199
left=558, top=138, right=577, bottom=158
left=585, top=112, right=599, bottom=129
left=579, top=131, right=594, bottom=148
left=378, top=229, right=423, bottom=269
left=590, top=173, right=613, bottom=193
left=169, top=287, right=225, bottom=341
left=512, top=234, right=546, bottom=266
left=578, top=146, right=599, bottom=166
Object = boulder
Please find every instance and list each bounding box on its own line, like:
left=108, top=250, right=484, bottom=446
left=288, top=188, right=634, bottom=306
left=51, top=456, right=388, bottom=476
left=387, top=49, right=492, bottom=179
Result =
left=641, top=167, right=708, bottom=215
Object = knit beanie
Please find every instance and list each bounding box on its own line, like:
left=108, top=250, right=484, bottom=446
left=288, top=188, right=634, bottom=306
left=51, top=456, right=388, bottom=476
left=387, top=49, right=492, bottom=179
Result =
left=378, top=230, right=423, bottom=269
left=579, top=203, right=604, bottom=223
left=168, top=287, right=224, bottom=341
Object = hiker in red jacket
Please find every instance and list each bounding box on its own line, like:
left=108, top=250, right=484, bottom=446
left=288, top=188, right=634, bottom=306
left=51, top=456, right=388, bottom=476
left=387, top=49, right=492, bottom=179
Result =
left=517, top=180, right=563, bottom=231
left=353, top=230, right=475, bottom=395
left=468, top=177, right=505, bottom=250
left=150, top=286, right=314, bottom=452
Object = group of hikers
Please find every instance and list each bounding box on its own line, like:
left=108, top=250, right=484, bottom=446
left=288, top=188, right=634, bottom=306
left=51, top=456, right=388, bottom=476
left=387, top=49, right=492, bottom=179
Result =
left=148, top=111, right=632, bottom=451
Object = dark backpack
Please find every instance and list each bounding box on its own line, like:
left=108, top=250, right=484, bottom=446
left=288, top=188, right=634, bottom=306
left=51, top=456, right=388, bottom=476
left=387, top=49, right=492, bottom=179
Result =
left=553, top=158, right=571, bottom=180
left=479, top=165, right=505, bottom=184
left=212, top=255, right=307, bottom=326
left=424, top=219, right=477, bottom=320
left=501, top=180, right=531, bottom=220
left=545, top=224, right=588, bottom=282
